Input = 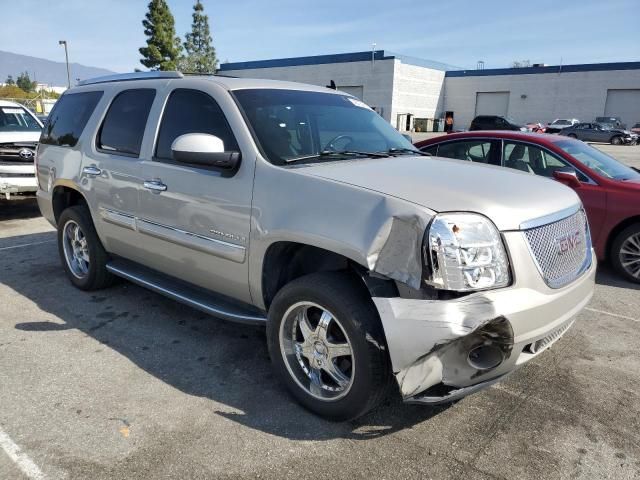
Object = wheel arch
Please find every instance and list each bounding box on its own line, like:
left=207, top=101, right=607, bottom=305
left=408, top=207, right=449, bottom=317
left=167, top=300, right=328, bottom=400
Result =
left=260, top=241, right=397, bottom=311
left=52, top=185, right=88, bottom=225
left=605, top=215, right=640, bottom=261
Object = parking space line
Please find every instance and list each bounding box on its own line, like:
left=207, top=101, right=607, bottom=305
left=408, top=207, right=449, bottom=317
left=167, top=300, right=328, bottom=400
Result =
left=0, top=240, right=55, bottom=251
left=0, top=427, right=45, bottom=480
left=586, top=307, right=639, bottom=323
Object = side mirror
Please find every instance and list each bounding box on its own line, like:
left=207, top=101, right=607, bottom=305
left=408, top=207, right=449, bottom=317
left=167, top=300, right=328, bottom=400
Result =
left=171, top=133, right=241, bottom=171
left=553, top=168, right=581, bottom=188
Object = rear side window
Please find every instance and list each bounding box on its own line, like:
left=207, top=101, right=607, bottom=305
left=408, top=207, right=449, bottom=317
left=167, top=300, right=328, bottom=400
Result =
left=437, top=140, right=499, bottom=165
left=155, top=89, right=238, bottom=161
left=40, top=91, right=103, bottom=147
left=97, top=89, right=155, bottom=157
left=420, top=144, right=438, bottom=155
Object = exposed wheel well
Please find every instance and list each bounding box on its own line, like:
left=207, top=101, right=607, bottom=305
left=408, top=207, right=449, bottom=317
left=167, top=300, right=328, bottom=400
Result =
left=261, top=242, right=397, bottom=309
left=605, top=216, right=640, bottom=261
left=52, top=186, right=87, bottom=224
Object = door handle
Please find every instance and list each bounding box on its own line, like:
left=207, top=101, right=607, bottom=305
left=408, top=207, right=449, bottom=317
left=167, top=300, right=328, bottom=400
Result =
left=82, top=166, right=102, bottom=176
left=143, top=180, right=167, bottom=192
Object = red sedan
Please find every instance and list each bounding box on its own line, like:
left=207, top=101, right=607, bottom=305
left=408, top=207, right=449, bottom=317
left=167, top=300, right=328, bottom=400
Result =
left=415, top=131, right=640, bottom=283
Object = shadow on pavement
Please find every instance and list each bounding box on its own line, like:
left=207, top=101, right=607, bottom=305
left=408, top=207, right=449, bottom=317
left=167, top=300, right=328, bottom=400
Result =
left=3, top=231, right=447, bottom=441
left=595, top=264, right=640, bottom=291
left=0, top=197, right=41, bottom=221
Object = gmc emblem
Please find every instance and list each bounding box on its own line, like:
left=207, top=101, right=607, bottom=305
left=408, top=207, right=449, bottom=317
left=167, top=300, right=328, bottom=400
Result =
left=556, top=231, right=581, bottom=255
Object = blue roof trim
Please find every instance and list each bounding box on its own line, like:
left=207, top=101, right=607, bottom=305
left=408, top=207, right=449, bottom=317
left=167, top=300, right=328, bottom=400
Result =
left=445, top=61, right=640, bottom=77
left=218, top=50, right=455, bottom=71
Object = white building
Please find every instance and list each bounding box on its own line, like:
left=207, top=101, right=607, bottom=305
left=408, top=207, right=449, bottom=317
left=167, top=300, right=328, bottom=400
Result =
left=219, top=51, right=640, bottom=131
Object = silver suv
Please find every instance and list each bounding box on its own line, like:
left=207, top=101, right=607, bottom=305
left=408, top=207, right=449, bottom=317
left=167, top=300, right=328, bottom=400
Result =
left=37, top=72, right=595, bottom=420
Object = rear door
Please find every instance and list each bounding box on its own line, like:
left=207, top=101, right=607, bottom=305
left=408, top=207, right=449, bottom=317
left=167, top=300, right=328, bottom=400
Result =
left=136, top=83, right=255, bottom=304
left=575, top=123, right=593, bottom=141
left=86, top=88, right=156, bottom=257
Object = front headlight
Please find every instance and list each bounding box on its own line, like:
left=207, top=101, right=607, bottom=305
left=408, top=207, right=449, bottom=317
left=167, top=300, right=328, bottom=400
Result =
left=424, top=213, right=511, bottom=291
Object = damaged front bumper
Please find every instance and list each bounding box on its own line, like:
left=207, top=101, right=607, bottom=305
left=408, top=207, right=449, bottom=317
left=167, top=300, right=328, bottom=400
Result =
left=372, top=230, right=596, bottom=404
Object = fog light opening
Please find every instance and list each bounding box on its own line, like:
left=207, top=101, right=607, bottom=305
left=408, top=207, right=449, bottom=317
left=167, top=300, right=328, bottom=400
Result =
left=467, top=344, right=504, bottom=370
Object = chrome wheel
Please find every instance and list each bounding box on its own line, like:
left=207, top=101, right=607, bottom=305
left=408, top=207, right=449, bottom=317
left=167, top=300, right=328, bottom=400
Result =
left=62, top=220, right=90, bottom=279
left=619, top=233, right=640, bottom=279
left=279, top=302, right=355, bottom=401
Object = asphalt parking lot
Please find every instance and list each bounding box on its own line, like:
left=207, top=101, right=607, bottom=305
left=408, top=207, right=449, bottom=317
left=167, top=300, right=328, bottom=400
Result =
left=1, top=145, right=639, bottom=479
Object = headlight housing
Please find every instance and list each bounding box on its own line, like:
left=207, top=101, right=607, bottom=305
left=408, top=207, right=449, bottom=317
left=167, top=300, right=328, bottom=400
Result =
left=424, top=213, right=511, bottom=291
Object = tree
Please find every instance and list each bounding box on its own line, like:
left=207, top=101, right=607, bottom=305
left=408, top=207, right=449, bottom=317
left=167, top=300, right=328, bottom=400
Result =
left=16, top=72, right=37, bottom=92
left=179, top=0, right=217, bottom=74
left=139, top=0, right=182, bottom=71
left=5, top=75, right=15, bottom=85
left=511, top=60, right=531, bottom=68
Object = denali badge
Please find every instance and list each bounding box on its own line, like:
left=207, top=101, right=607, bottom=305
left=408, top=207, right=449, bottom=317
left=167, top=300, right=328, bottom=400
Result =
left=556, top=231, right=581, bottom=255
left=18, top=148, right=34, bottom=160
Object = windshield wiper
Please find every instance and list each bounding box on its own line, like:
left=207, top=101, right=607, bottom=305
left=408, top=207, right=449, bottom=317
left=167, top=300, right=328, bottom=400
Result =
left=379, top=147, right=430, bottom=157
left=285, top=150, right=390, bottom=164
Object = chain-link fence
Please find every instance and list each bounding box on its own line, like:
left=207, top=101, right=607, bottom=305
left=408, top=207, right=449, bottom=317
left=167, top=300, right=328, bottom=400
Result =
left=0, top=95, right=57, bottom=115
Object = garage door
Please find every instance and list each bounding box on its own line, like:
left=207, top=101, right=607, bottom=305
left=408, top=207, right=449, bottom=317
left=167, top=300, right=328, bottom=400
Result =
left=605, top=89, right=640, bottom=128
left=337, top=86, right=364, bottom=100
left=475, top=92, right=510, bottom=117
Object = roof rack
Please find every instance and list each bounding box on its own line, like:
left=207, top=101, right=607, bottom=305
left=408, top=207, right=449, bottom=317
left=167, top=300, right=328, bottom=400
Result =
left=77, top=71, right=183, bottom=86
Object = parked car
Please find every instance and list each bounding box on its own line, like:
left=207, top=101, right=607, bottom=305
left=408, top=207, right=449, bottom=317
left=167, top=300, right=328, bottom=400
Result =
left=595, top=116, right=626, bottom=129
left=631, top=123, right=640, bottom=135
left=37, top=72, right=594, bottom=420
left=0, top=100, right=43, bottom=199
left=560, top=122, right=634, bottom=145
left=526, top=122, right=545, bottom=133
left=416, top=131, right=640, bottom=283
left=545, top=118, right=579, bottom=134
left=469, top=115, right=527, bottom=131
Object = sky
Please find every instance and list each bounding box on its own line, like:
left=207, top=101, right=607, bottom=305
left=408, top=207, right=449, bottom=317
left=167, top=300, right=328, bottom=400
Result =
left=2, top=0, right=639, bottom=72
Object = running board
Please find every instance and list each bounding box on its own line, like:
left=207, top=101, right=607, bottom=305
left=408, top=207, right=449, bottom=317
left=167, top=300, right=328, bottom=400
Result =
left=106, top=259, right=266, bottom=325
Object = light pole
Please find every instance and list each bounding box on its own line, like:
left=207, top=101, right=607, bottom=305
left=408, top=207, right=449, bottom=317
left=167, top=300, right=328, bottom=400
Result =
left=58, top=40, right=71, bottom=89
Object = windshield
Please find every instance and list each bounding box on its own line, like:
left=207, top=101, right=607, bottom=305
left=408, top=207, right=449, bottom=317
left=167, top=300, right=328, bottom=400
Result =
left=0, top=106, right=42, bottom=132
left=234, top=89, right=415, bottom=165
left=553, top=120, right=570, bottom=125
left=555, top=139, right=640, bottom=180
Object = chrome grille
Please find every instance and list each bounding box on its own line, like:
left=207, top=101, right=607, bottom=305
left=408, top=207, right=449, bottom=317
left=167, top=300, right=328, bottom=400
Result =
left=524, top=209, right=590, bottom=288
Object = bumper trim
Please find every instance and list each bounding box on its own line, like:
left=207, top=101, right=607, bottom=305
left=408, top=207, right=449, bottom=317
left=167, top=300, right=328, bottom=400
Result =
left=405, top=375, right=508, bottom=405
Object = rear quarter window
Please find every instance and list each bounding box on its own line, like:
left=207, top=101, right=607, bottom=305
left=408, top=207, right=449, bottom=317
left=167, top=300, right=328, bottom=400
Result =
left=97, top=89, right=156, bottom=157
left=39, top=91, right=103, bottom=147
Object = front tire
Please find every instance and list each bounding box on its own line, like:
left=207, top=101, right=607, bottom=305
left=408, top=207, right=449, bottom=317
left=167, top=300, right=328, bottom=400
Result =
left=267, top=272, right=392, bottom=421
left=611, top=224, right=640, bottom=283
left=611, top=135, right=623, bottom=145
left=57, top=205, right=115, bottom=290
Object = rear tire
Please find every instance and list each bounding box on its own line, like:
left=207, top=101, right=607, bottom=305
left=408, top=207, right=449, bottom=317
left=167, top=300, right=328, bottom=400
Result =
left=567, top=133, right=577, bottom=139
left=611, top=136, right=623, bottom=145
left=57, top=205, right=115, bottom=290
left=610, top=224, right=640, bottom=283
left=267, top=272, right=393, bottom=421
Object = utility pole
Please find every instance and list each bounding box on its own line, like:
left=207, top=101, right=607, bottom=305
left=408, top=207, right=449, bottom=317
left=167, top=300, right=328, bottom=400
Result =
left=59, top=40, right=71, bottom=88
left=371, top=42, right=377, bottom=69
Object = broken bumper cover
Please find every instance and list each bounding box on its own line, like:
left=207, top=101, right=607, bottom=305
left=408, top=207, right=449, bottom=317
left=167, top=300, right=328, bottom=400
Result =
left=373, top=237, right=596, bottom=404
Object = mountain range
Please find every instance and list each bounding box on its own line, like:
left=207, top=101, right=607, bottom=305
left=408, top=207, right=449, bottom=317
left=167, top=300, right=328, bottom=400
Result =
left=0, top=50, right=117, bottom=87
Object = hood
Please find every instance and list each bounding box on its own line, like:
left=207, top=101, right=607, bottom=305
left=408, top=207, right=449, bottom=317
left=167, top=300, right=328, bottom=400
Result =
left=0, top=131, right=41, bottom=144
left=299, top=156, right=581, bottom=231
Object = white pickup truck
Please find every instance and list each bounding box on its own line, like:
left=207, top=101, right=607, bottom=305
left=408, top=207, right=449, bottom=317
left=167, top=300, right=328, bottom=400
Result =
left=0, top=100, right=43, bottom=199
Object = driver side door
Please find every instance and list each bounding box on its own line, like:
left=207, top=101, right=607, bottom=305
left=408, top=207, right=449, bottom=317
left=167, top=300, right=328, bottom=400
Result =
left=136, top=85, right=255, bottom=304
